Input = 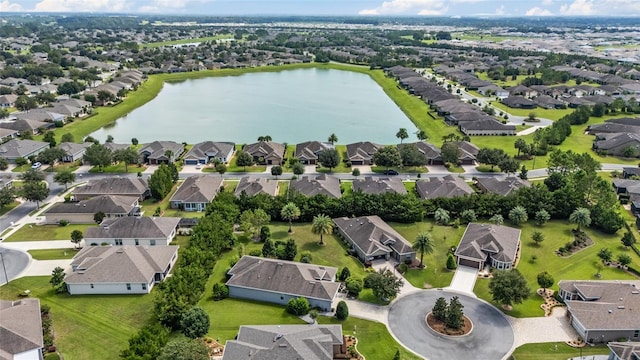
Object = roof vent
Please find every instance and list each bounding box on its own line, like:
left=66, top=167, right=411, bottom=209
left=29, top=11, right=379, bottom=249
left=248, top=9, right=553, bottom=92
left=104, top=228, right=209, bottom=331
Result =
left=608, top=309, right=612, bottom=313
left=116, top=248, right=124, bottom=253
left=273, top=334, right=283, bottom=342
left=632, top=291, right=639, bottom=294
left=277, top=262, right=283, bottom=266
left=617, top=306, right=625, bottom=309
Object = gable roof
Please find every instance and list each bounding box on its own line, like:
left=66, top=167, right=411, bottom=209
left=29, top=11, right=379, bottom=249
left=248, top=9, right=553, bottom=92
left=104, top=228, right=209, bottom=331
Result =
left=0, top=299, right=43, bottom=358
left=73, top=177, right=149, bottom=198
left=595, top=133, right=640, bottom=150
left=295, top=141, right=333, bottom=161
left=243, top=141, right=285, bottom=161
left=397, top=141, right=442, bottom=161
left=476, top=177, right=531, bottom=196
left=184, top=141, right=235, bottom=160
left=333, top=215, right=414, bottom=258
left=85, top=216, right=180, bottom=240
left=608, top=342, right=640, bottom=360
left=455, top=223, right=521, bottom=264
left=138, top=141, right=183, bottom=160
left=103, top=143, right=131, bottom=152
left=170, top=175, right=222, bottom=204
left=0, top=139, right=49, bottom=159
left=226, top=256, right=340, bottom=302
left=0, top=119, right=51, bottom=133
left=235, top=176, right=278, bottom=197
left=223, top=324, right=343, bottom=360
left=45, top=195, right=138, bottom=215
left=459, top=118, right=516, bottom=132
left=415, top=175, right=474, bottom=199
left=345, top=142, right=382, bottom=162
left=353, top=176, right=407, bottom=195
left=290, top=174, right=341, bottom=198
left=66, top=245, right=178, bottom=284
left=14, top=108, right=66, bottom=122
left=58, top=141, right=91, bottom=156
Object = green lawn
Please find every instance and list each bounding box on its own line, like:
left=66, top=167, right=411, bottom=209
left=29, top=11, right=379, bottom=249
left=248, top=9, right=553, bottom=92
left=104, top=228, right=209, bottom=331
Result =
left=512, top=342, right=609, bottom=360
left=490, top=101, right=573, bottom=121
left=12, top=164, right=31, bottom=172
left=0, top=201, right=20, bottom=216
left=474, top=220, right=640, bottom=317
left=278, top=180, right=289, bottom=196
left=140, top=34, right=233, bottom=48
left=27, top=248, right=77, bottom=260
left=88, top=162, right=146, bottom=173
left=5, top=224, right=92, bottom=242
left=0, top=276, right=154, bottom=360
left=371, top=166, right=428, bottom=174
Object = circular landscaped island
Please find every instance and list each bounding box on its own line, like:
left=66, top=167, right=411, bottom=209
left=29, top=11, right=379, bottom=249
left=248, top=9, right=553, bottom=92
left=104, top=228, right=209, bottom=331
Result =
left=425, top=311, right=473, bottom=336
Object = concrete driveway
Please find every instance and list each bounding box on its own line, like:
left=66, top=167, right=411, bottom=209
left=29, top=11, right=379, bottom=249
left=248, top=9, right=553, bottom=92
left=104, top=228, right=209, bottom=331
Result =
left=387, top=290, right=514, bottom=360
left=447, top=265, right=479, bottom=295
left=0, top=247, right=30, bottom=284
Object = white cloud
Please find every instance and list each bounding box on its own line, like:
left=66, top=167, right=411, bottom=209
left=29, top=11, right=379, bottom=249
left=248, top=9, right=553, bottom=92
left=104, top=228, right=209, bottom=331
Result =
left=34, top=0, right=129, bottom=12
left=541, top=0, right=553, bottom=5
left=559, top=0, right=594, bottom=15
left=597, top=0, right=640, bottom=13
left=0, top=0, right=22, bottom=11
left=495, top=5, right=505, bottom=15
left=526, top=6, right=553, bottom=16
left=359, top=0, right=448, bottom=15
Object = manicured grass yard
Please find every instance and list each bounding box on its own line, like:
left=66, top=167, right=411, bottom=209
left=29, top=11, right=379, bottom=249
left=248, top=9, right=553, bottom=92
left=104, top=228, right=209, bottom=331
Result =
left=0, top=201, right=20, bottom=216
left=512, top=342, right=609, bottom=360
left=490, top=101, right=573, bottom=121
left=474, top=220, right=640, bottom=317
left=0, top=276, right=154, bottom=360
left=5, top=224, right=92, bottom=242
left=89, top=162, right=146, bottom=173
left=27, top=248, right=77, bottom=260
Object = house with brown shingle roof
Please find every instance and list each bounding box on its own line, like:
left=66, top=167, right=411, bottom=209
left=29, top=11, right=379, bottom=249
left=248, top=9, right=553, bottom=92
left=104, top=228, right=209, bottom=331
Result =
left=85, top=216, right=180, bottom=246
left=242, top=141, right=285, bottom=165
left=169, top=175, right=223, bottom=211
left=226, top=256, right=340, bottom=312
left=415, top=175, right=474, bottom=199
left=234, top=176, right=279, bottom=197
left=559, top=280, right=640, bottom=343
left=333, top=215, right=415, bottom=264
left=454, top=223, right=521, bottom=270
left=72, top=177, right=150, bottom=201
left=475, top=177, right=531, bottom=196
left=346, top=141, right=382, bottom=165
left=290, top=174, right=341, bottom=198
left=65, top=245, right=179, bottom=295
left=0, top=298, right=43, bottom=360
left=295, top=141, right=334, bottom=165
left=44, top=195, right=140, bottom=224
left=353, top=176, right=407, bottom=195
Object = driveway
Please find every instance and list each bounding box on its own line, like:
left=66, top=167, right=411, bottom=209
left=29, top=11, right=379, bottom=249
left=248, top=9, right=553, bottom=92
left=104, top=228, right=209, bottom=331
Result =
left=510, top=307, right=579, bottom=347
left=447, top=265, right=478, bottom=295
left=387, top=290, right=514, bottom=360
left=0, top=247, right=30, bottom=284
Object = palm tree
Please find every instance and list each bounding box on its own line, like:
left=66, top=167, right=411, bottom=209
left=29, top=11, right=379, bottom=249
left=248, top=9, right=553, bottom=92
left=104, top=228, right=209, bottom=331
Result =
left=311, top=214, right=333, bottom=246
left=413, top=232, right=435, bottom=268
left=396, top=128, right=408, bottom=143
left=328, top=133, right=338, bottom=145
left=569, top=207, right=591, bottom=233
left=280, top=202, right=301, bottom=233
left=257, top=135, right=272, bottom=142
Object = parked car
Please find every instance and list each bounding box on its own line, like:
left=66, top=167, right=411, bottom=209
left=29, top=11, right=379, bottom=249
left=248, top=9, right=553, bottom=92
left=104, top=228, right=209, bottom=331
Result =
left=384, top=169, right=399, bottom=175
left=31, top=162, right=42, bottom=169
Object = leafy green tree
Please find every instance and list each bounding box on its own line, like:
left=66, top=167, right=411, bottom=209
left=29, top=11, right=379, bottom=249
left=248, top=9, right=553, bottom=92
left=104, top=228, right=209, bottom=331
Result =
left=460, top=209, right=477, bottom=224
left=286, top=297, right=310, bottom=316
left=621, top=232, right=636, bottom=248
left=446, top=254, right=457, bottom=270
left=120, top=324, right=169, bottom=360
left=532, top=231, right=545, bottom=246
left=49, top=266, right=65, bottom=288
left=157, top=338, right=209, bottom=360
left=271, top=165, right=283, bottom=178
left=537, top=271, right=554, bottom=291
left=345, top=277, right=363, bottom=296
left=212, top=283, right=229, bottom=301
left=299, top=251, right=313, bottom=263
left=83, top=143, right=112, bottom=171
left=60, top=133, right=74, bottom=143
left=508, top=206, right=528, bottom=225
left=239, top=209, right=271, bottom=240
left=489, top=269, right=530, bottom=307
left=477, top=148, right=509, bottom=171
left=319, top=149, right=340, bottom=172
left=597, top=248, right=613, bottom=263
left=311, top=214, right=333, bottom=245
left=131, top=138, right=139, bottom=146
left=399, top=144, right=427, bottom=167
left=235, top=151, right=254, bottom=170
left=259, top=226, right=271, bottom=242
left=415, top=130, right=428, bottom=140
left=364, top=269, right=403, bottom=301
left=434, top=208, right=450, bottom=225
left=514, top=138, right=527, bottom=158
left=70, top=229, right=83, bottom=249
left=441, top=142, right=460, bottom=165
left=282, top=238, right=297, bottom=261
left=499, top=157, right=520, bottom=174
left=534, top=209, right=550, bottom=226
left=113, top=148, right=139, bottom=172
left=148, top=164, right=174, bottom=200
left=489, top=214, right=504, bottom=225
left=445, top=296, right=464, bottom=330
left=373, top=146, right=401, bottom=170
left=413, top=232, right=435, bottom=268
left=335, top=300, right=349, bottom=320
left=0, top=187, right=16, bottom=209
left=43, top=131, right=56, bottom=148
left=339, top=267, right=351, bottom=281
left=37, top=147, right=65, bottom=165
left=327, top=133, right=338, bottom=145
left=352, top=168, right=360, bottom=177
left=569, top=207, right=591, bottom=232
left=396, top=128, right=409, bottom=143
left=281, top=202, right=300, bottom=233
left=21, top=180, right=49, bottom=209
left=179, top=307, right=210, bottom=339
left=21, top=169, right=45, bottom=182
left=54, top=170, right=75, bottom=190
left=257, top=135, right=272, bottom=142
left=215, top=163, right=227, bottom=174
left=617, top=253, right=632, bottom=267
left=432, top=297, right=448, bottom=321
left=292, top=162, right=305, bottom=175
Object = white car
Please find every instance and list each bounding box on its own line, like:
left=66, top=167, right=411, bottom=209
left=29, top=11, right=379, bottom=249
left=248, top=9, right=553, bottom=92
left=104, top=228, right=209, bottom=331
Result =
left=31, top=162, right=42, bottom=169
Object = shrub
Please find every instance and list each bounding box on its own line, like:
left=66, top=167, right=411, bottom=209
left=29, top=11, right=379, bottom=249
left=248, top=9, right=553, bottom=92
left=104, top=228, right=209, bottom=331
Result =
left=345, top=277, right=363, bottom=296
left=15, top=157, right=27, bottom=166
left=212, top=283, right=229, bottom=301
left=286, top=297, right=310, bottom=316
left=339, top=267, right=351, bottom=281
left=259, top=226, right=270, bottom=242
left=180, top=307, right=210, bottom=339
left=446, top=254, right=457, bottom=270
left=335, top=300, right=349, bottom=320
left=58, top=220, right=69, bottom=226
left=299, top=251, right=312, bottom=263
left=248, top=249, right=262, bottom=256
left=397, top=263, right=408, bottom=274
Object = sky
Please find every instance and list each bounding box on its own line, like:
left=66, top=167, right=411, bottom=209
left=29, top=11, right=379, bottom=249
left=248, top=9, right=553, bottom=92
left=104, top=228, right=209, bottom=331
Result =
left=1, top=0, right=640, bottom=17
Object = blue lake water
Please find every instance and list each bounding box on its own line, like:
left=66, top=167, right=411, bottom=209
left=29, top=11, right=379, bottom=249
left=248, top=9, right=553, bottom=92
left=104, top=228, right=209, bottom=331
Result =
left=91, top=68, right=416, bottom=144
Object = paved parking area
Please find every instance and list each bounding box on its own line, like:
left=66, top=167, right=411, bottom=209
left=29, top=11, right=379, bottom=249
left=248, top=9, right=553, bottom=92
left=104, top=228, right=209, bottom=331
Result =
left=510, top=307, right=579, bottom=347
left=447, top=265, right=479, bottom=295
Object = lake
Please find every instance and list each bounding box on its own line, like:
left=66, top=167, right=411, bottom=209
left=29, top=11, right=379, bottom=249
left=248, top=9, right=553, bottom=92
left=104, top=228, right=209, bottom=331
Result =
left=91, top=68, right=416, bottom=144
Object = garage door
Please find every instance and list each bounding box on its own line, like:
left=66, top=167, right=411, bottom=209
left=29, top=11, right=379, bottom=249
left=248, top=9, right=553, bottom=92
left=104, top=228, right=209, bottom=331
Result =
left=184, top=159, right=198, bottom=165
left=458, top=258, right=480, bottom=269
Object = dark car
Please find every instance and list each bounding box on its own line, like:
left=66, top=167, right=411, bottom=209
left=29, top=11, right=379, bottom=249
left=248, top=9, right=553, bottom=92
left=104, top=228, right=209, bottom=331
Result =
left=384, top=169, right=399, bottom=175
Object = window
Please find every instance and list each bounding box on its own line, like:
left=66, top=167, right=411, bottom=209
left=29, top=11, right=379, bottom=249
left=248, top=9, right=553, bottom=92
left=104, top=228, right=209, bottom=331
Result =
left=115, top=239, right=123, bottom=245
left=142, top=283, right=147, bottom=291
left=90, top=284, right=94, bottom=289
left=135, top=239, right=139, bottom=246
left=150, top=240, right=156, bottom=246
left=126, top=283, right=131, bottom=290
left=634, top=330, right=639, bottom=338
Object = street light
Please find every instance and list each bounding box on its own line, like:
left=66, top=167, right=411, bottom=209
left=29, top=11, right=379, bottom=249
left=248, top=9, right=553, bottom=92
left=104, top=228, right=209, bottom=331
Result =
left=0, top=249, right=8, bottom=285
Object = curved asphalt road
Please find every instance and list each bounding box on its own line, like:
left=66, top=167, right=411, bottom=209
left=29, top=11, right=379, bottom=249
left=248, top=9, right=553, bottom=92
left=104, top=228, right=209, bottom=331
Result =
left=0, top=246, right=30, bottom=284
left=388, top=290, right=514, bottom=360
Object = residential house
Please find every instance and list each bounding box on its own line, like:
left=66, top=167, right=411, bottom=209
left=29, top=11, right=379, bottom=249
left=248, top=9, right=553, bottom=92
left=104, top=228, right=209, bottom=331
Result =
left=607, top=342, right=640, bottom=360
left=346, top=141, right=382, bottom=166
left=169, top=175, right=223, bottom=211
left=0, top=119, right=53, bottom=136
left=65, top=245, right=179, bottom=295
left=44, top=195, right=140, bottom=225
left=454, top=223, right=521, bottom=270
left=534, top=95, right=567, bottom=109
left=509, top=85, right=537, bottom=98
left=587, top=123, right=640, bottom=136
left=295, top=141, right=334, bottom=165
left=458, top=118, right=516, bottom=136
left=0, top=128, right=19, bottom=143
left=242, top=141, right=285, bottom=165
left=234, top=176, right=279, bottom=197
left=593, top=133, right=640, bottom=158
left=415, top=175, right=474, bottom=199
left=475, top=177, right=531, bottom=196
left=333, top=215, right=416, bottom=264
left=103, top=143, right=131, bottom=153
left=558, top=280, right=640, bottom=343
left=72, top=178, right=150, bottom=201
left=290, top=174, right=341, bottom=198
left=58, top=142, right=91, bottom=162
left=502, top=96, right=537, bottom=109
left=85, top=216, right=180, bottom=246
left=223, top=325, right=345, bottom=360
left=451, top=141, right=480, bottom=165
left=57, top=98, right=92, bottom=114
left=183, top=141, right=235, bottom=165
left=397, top=141, right=443, bottom=165
left=353, top=177, right=407, bottom=195
left=226, top=256, right=340, bottom=311
left=0, top=94, right=17, bottom=108
left=612, top=178, right=640, bottom=196
left=623, top=167, right=640, bottom=179
left=0, top=139, right=49, bottom=162
left=478, top=84, right=509, bottom=99
left=0, top=299, right=44, bottom=360
left=138, top=141, right=184, bottom=164
left=15, top=109, right=66, bottom=123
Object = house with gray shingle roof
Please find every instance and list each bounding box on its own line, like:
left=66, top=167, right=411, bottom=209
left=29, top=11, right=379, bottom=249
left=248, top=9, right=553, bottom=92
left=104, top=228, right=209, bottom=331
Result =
left=397, top=141, right=443, bottom=165
left=593, top=133, right=640, bottom=158
left=14, top=109, right=66, bottom=123
left=0, top=128, right=19, bottom=143
left=0, top=119, right=54, bottom=136
left=295, top=141, right=333, bottom=165
left=558, top=280, right=640, bottom=343
left=346, top=141, right=382, bottom=165
left=242, top=141, right=285, bottom=165
left=415, top=175, right=474, bottom=199
left=0, top=298, right=44, bottom=360
left=222, top=324, right=345, bottom=360
left=138, top=141, right=184, bottom=164
left=608, top=342, right=640, bottom=360
left=353, top=176, right=407, bottom=195
left=290, top=174, right=341, bottom=198
left=58, top=141, right=91, bottom=162
left=73, top=177, right=149, bottom=201
left=169, top=175, right=223, bottom=211
left=454, top=223, right=521, bottom=270
left=0, top=94, right=17, bottom=108
left=85, top=216, right=180, bottom=246
left=65, top=245, right=179, bottom=295
left=183, top=141, right=235, bottom=165
left=44, top=195, right=140, bottom=224
left=234, top=176, right=279, bottom=197
left=0, top=139, right=49, bottom=162
left=333, top=215, right=415, bottom=264
left=226, top=256, right=340, bottom=311
left=475, top=177, right=531, bottom=196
